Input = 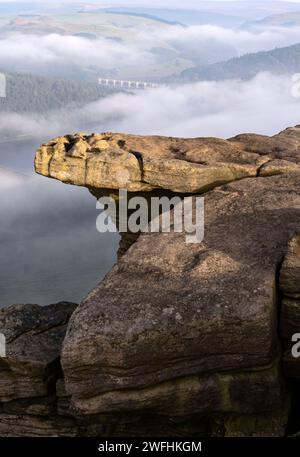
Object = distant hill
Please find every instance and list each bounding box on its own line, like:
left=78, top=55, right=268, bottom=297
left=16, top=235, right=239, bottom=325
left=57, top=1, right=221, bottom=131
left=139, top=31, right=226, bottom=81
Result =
left=103, top=10, right=184, bottom=26
left=0, top=13, right=238, bottom=81
left=243, top=11, right=300, bottom=29
left=180, top=42, right=300, bottom=82
left=103, top=7, right=246, bottom=28
left=0, top=71, right=118, bottom=113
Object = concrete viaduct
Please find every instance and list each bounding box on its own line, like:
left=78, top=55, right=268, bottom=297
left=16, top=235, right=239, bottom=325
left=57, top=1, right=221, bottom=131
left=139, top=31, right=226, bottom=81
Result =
left=98, top=78, right=160, bottom=90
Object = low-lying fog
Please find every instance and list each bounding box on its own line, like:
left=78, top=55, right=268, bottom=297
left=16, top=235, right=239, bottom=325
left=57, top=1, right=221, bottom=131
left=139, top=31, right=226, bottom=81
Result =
left=0, top=141, right=119, bottom=307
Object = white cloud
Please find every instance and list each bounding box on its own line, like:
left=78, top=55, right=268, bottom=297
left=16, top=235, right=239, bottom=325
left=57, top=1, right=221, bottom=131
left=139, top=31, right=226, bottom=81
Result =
left=146, top=24, right=300, bottom=56
left=1, top=21, right=300, bottom=75
left=0, top=33, right=155, bottom=69
left=0, top=72, right=298, bottom=140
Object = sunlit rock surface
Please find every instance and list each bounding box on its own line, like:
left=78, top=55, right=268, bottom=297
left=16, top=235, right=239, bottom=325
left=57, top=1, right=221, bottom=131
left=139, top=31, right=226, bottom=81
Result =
left=35, top=128, right=300, bottom=193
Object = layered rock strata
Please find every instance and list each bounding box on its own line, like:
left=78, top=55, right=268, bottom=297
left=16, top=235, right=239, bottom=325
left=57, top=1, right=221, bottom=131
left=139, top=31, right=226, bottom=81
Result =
left=0, top=302, right=85, bottom=436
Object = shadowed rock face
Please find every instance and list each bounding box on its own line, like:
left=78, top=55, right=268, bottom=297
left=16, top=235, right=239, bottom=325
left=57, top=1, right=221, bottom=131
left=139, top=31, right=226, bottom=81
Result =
left=280, top=234, right=300, bottom=379
left=1, top=126, right=300, bottom=436
left=0, top=302, right=86, bottom=437
left=0, top=302, right=77, bottom=402
left=61, top=174, right=300, bottom=417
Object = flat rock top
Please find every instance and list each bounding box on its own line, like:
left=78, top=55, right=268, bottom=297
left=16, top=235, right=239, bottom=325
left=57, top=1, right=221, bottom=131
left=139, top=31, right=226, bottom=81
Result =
left=230, top=127, right=300, bottom=164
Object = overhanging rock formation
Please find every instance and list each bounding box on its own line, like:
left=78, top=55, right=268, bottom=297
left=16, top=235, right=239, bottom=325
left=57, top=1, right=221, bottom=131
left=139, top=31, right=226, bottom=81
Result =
left=35, top=127, right=300, bottom=193
left=2, top=126, right=300, bottom=436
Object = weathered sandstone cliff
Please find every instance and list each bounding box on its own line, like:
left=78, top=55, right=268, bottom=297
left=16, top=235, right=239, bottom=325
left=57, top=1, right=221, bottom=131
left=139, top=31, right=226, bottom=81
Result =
left=1, top=126, right=300, bottom=436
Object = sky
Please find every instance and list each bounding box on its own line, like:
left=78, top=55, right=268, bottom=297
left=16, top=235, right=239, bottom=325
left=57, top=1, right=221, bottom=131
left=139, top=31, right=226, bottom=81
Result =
left=2, top=1, right=300, bottom=18
left=0, top=0, right=257, bottom=2
left=0, top=0, right=300, bottom=4
left=1, top=1, right=300, bottom=19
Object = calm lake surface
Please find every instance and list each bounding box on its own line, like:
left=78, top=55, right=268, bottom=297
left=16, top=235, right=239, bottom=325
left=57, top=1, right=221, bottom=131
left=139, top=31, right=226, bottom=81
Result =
left=0, top=137, right=119, bottom=307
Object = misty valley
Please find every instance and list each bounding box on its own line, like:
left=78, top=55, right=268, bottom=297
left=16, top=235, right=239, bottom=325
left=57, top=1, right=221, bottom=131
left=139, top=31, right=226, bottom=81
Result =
left=0, top=139, right=119, bottom=307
